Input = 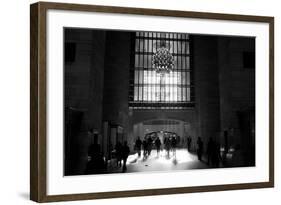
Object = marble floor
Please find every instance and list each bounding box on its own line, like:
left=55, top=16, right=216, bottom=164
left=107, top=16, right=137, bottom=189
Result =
left=106, top=148, right=210, bottom=174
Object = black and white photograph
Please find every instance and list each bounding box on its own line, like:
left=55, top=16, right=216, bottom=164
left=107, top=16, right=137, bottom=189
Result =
left=64, top=28, right=255, bottom=176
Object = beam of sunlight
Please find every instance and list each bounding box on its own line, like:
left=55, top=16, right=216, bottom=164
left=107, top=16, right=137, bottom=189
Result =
left=127, top=149, right=194, bottom=165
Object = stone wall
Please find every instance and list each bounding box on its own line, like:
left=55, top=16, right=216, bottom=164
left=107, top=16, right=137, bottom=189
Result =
left=102, top=31, right=132, bottom=142
left=217, top=37, right=255, bottom=164
left=64, top=29, right=106, bottom=175
left=193, top=36, right=221, bottom=145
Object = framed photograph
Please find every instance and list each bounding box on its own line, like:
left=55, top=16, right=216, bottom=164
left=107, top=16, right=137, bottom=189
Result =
left=30, top=1, right=274, bottom=202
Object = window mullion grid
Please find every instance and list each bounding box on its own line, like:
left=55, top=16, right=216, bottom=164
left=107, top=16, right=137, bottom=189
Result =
left=173, top=33, right=175, bottom=101
left=179, top=34, right=183, bottom=102
left=134, top=33, right=137, bottom=102
left=147, top=32, right=150, bottom=102
left=186, top=40, right=189, bottom=102
left=152, top=33, right=155, bottom=103
left=176, top=33, right=179, bottom=102
left=169, top=33, right=171, bottom=103
left=158, top=33, right=161, bottom=103
left=190, top=36, right=194, bottom=103
left=142, top=32, right=145, bottom=102
left=151, top=32, right=154, bottom=102
left=133, top=32, right=192, bottom=108
left=138, top=32, right=141, bottom=102
left=172, top=34, right=174, bottom=103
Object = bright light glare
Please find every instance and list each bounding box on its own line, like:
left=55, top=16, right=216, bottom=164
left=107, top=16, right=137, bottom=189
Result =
left=127, top=149, right=194, bottom=165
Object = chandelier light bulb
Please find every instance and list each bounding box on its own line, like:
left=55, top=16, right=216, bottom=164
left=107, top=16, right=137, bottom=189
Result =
left=152, top=46, right=174, bottom=75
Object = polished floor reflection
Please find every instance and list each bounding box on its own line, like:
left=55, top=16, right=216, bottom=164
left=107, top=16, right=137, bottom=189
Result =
left=106, top=149, right=209, bottom=174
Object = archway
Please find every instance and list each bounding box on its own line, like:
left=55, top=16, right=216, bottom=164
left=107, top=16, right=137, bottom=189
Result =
left=132, top=119, right=192, bottom=148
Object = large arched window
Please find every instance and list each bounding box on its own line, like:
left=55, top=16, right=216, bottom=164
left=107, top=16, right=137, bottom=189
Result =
left=129, top=32, right=194, bottom=109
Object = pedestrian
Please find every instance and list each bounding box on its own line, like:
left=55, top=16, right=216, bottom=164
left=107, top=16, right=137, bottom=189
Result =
left=135, top=136, right=142, bottom=157
left=187, top=136, right=192, bottom=152
left=147, top=136, right=153, bottom=156
left=197, top=137, right=203, bottom=161
left=142, top=139, right=148, bottom=158
left=212, top=141, right=221, bottom=167
left=165, top=136, right=171, bottom=158
left=115, top=141, right=122, bottom=167
left=207, top=137, right=214, bottom=165
left=121, top=141, right=130, bottom=172
left=171, top=136, right=177, bottom=156
left=85, top=133, right=105, bottom=174
left=155, top=137, right=161, bottom=157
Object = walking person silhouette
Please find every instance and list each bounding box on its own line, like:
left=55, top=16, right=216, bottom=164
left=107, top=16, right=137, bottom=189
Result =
left=121, top=141, right=130, bottom=172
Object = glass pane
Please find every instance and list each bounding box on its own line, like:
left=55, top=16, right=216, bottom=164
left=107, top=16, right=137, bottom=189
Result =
left=165, top=87, right=169, bottom=101
left=178, top=55, right=182, bottom=69
left=155, top=85, right=160, bottom=101
left=180, top=33, right=186, bottom=39
left=147, top=84, right=150, bottom=101
left=186, top=56, right=190, bottom=69
left=186, top=87, right=191, bottom=101
left=134, top=70, right=139, bottom=84
left=135, top=39, right=140, bottom=52
left=143, top=55, right=148, bottom=68
left=148, top=55, right=152, bottom=68
left=181, top=72, right=186, bottom=85
left=148, top=39, right=153, bottom=53
left=160, top=33, right=166, bottom=38
left=174, top=41, right=178, bottom=54
left=177, top=41, right=181, bottom=53
left=177, top=86, right=181, bottom=101
left=139, top=71, right=143, bottom=84
left=139, top=39, right=144, bottom=52
left=185, top=43, right=190, bottom=54
left=181, top=42, right=185, bottom=54
left=135, top=54, right=139, bottom=67
left=182, top=87, right=187, bottom=101
left=139, top=86, right=143, bottom=100
left=152, top=83, right=155, bottom=101
left=143, top=70, right=148, bottom=84
left=134, top=86, right=138, bottom=101
left=174, top=56, right=178, bottom=69
left=186, top=72, right=190, bottom=85
left=139, top=55, right=143, bottom=67
left=143, top=86, right=148, bottom=101
left=182, top=57, right=186, bottom=69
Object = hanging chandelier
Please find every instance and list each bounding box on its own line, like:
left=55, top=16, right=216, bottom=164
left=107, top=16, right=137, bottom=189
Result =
left=152, top=41, right=174, bottom=75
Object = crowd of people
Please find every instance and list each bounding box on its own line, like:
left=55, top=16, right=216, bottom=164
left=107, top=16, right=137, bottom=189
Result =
left=195, top=136, right=222, bottom=167
left=134, top=135, right=180, bottom=159
left=85, top=132, right=106, bottom=174
left=85, top=130, right=224, bottom=175
left=206, top=137, right=222, bottom=167
left=114, top=141, right=130, bottom=172
left=135, top=135, right=222, bottom=168
left=134, top=136, right=155, bottom=159
left=85, top=132, right=131, bottom=174
left=134, top=134, right=222, bottom=164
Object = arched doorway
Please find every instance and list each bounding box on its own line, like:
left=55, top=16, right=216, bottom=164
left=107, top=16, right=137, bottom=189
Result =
left=133, top=119, right=191, bottom=147
left=144, top=131, right=181, bottom=147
